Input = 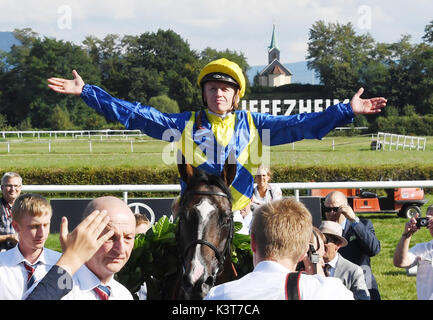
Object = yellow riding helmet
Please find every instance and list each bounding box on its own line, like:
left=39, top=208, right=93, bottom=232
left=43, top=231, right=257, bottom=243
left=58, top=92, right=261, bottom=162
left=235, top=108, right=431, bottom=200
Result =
left=197, top=58, right=246, bottom=98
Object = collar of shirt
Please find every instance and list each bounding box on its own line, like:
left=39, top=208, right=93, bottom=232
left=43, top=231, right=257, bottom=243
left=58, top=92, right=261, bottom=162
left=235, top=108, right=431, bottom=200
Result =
left=327, top=253, right=339, bottom=269
left=340, top=217, right=347, bottom=231
left=253, top=185, right=272, bottom=200
left=8, top=245, right=48, bottom=266
left=253, top=260, right=291, bottom=274
left=207, top=109, right=231, bottom=120
left=74, top=264, right=115, bottom=293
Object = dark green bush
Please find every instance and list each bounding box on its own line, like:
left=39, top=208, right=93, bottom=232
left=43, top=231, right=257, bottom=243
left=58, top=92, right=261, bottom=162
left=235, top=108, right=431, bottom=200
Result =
left=370, top=114, right=433, bottom=136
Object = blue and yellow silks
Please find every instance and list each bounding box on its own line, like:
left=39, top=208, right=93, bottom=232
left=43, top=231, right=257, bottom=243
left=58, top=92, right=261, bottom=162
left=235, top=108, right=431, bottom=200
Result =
left=81, top=84, right=355, bottom=211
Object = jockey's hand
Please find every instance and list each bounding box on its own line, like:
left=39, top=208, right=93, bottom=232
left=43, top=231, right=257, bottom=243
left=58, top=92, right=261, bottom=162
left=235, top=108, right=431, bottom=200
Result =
left=350, top=88, right=387, bottom=115
left=48, top=70, right=85, bottom=96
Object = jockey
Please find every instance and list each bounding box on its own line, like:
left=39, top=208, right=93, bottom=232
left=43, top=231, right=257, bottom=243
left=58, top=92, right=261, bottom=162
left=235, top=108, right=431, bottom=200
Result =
left=48, top=58, right=387, bottom=211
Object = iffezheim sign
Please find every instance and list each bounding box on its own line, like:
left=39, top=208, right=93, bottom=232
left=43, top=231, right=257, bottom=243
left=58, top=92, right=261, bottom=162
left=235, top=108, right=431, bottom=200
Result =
left=240, top=98, right=350, bottom=115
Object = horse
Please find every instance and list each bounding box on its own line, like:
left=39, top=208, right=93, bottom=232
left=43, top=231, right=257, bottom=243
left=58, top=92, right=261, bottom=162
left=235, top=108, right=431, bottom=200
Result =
left=169, top=160, right=238, bottom=300
left=115, top=157, right=241, bottom=299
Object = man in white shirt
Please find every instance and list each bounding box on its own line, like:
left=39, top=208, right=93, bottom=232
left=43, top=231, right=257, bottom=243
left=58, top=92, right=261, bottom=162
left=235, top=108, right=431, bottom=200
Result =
left=0, top=194, right=61, bottom=299
left=59, top=196, right=135, bottom=300
left=62, top=264, right=133, bottom=300
left=205, top=198, right=353, bottom=300
left=394, top=206, right=433, bottom=300
left=26, top=196, right=135, bottom=300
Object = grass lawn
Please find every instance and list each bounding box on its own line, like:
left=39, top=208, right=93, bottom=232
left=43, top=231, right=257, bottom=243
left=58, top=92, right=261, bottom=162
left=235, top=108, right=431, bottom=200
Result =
left=0, top=135, right=432, bottom=168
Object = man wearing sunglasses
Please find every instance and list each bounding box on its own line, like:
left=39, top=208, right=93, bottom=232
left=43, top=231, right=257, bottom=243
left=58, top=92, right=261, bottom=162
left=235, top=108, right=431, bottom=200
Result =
left=323, top=191, right=381, bottom=300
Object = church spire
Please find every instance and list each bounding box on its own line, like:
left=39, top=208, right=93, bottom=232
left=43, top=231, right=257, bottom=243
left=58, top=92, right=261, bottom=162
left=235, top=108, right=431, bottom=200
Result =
left=267, top=24, right=280, bottom=64
left=268, top=24, right=279, bottom=51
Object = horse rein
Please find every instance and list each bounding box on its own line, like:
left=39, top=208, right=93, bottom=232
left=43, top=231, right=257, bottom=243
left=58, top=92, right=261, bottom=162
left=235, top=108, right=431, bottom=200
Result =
left=178, top=189, right=234, bottom=284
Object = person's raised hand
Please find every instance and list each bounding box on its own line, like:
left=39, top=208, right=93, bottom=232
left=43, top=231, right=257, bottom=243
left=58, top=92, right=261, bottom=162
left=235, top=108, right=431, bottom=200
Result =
left=402, top=213, right=420, bottom=238
left=56, top=210, right=114, bottom=275
left=338, top=203, right=357, bottom=222
left=350, top=88, right=387, bottom=115
left=48, top=70, right=85, bottom=96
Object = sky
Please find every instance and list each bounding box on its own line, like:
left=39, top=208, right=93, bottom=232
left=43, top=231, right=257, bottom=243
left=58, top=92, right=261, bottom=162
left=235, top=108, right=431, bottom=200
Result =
left=0, top=0, right=432, bottom=66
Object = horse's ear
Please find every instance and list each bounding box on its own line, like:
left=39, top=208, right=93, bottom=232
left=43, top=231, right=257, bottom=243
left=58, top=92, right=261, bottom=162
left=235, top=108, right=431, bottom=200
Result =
left=177, top=150, right=195, bottom=184
left=221, top=153, right=237, bottom=187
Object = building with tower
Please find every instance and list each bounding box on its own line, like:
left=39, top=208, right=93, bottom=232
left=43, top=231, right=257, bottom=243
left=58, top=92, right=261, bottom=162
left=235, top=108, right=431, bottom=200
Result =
left=258, top=25, right=292, bottom=87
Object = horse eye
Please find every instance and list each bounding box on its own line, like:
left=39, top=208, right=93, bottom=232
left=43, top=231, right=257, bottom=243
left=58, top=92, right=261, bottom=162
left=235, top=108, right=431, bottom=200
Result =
left=221, top=213, right=232, bottom=226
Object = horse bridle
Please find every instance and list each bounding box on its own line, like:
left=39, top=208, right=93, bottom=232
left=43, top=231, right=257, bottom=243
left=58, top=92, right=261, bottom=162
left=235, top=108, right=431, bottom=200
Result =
left=178, top=190, right=234, bottom=285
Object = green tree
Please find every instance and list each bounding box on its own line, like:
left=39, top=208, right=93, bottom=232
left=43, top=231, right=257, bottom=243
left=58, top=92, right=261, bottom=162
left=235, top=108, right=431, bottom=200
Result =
left=200, top=47, right=249, bottom=72
left=0, top=29, right=102, bottom=129
left=83, top=29, right=204, bottom=112
left=359, top=42, right=391, bottom=98
left=82, top=112, right=110, bottom=130
left=353, top=114, right=369, bottom=127
left=148, top=95, right=180, bottom=113
left=423, top=20, right=433, bottom=44
left=383, top=105, right=399, bottom=117
left=414, top=43, right=433, bottom=114
left=386, top=38, right=433, bottom=114
left=50, top=106, right=75, bottom=130
left=0, top=114, right=9, bottom=129
left=120, top=30, right=201, bottom=111
left=402, top=104, right=417, bottom=116
left=17, top=117, right=32, bottom=130
left=308, top=20, right=433, bottom=116
left=307, top=21, right=374, bottom=98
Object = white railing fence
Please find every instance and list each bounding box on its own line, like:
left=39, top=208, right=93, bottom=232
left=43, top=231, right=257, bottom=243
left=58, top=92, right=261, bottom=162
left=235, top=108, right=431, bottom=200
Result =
left=0, top=128, right=365, bottom=139
left=0, top=129, right=371, bottom=154
left=375, top=132, right=427, bottom=151
left=22, top=180, right=433, bottom=203
left=0, top=129, right=144, bottom=139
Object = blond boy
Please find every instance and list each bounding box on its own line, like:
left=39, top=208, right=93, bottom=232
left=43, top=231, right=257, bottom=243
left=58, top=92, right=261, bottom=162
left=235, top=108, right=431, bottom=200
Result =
left=0, top=194, right=61, bottom=299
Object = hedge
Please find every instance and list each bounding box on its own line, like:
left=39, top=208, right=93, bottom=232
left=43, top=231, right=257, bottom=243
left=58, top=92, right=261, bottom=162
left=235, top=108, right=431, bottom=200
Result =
left=5, top=164, right=433, bottom=198
left=9, top=167, right=180, bottom=198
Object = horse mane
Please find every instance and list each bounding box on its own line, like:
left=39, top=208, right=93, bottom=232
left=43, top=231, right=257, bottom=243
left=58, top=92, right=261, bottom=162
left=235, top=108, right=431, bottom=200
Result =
left=180, top=168, right=232, bottom=207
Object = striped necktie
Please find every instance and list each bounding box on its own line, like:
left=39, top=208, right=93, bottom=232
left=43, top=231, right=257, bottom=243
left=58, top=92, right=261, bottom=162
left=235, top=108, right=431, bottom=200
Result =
left=93, top=285, right=111, bottom=300
left=23, top=261, right=40, bottom=289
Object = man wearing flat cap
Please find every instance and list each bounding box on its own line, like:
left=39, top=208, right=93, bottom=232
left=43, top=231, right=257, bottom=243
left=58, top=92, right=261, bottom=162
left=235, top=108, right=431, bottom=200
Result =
left=320, top=221, right=370, bottom=300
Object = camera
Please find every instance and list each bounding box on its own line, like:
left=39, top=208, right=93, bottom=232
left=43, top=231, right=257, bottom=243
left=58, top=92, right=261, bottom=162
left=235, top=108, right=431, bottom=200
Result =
left=307, top=244, right=320, bottom=264
left=295, top=244, right=320, bottom=272
left=416, top=217, right=429, bottom=228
